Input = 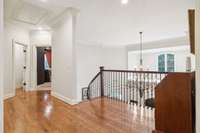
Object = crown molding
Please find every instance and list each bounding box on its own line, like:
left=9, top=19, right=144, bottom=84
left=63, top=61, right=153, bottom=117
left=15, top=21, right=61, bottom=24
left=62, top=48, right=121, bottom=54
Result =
left=126, top=36, right=189, bottom=51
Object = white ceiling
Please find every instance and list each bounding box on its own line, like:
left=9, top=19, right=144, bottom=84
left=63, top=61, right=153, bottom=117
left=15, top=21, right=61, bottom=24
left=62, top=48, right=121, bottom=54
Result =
left=4, top=0, right=195, bottom=46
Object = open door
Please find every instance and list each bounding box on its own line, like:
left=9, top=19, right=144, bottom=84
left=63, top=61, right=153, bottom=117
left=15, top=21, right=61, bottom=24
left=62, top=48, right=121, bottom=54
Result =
left=37, top=47, right=51, bottom=86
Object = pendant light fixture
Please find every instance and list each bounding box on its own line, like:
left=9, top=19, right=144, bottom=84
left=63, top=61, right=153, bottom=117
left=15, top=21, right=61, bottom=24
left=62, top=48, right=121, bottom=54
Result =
left=139, top=32, right=143, bottom=70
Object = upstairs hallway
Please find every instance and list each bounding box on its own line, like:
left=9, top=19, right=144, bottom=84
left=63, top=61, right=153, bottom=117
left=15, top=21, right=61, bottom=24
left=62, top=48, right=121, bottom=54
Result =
left=4, top=89, right=154, bottom=133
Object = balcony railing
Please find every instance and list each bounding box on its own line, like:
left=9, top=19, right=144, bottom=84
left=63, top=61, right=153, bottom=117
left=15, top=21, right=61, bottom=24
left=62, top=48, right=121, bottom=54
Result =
left=83, top=67, right=169, bottom=108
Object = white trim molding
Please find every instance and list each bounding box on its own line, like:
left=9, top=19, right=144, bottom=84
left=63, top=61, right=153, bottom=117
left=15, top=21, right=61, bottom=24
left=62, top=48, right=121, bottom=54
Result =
left=126, top=36, right=189, bottom=52
left=195, top=0, right=200, bottom=132
left=51, top=91, right=79, bottom=105
left=0, top=0, right=3, bottom=132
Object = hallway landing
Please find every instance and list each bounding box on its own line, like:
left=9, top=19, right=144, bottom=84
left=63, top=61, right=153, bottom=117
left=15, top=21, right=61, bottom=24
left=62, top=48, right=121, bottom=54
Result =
left=4, top=89, right=154, bottom=133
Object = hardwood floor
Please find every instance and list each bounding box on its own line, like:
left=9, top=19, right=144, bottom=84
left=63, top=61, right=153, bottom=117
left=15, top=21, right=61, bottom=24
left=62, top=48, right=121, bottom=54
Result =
left=4, top=89, right=154, bottom=133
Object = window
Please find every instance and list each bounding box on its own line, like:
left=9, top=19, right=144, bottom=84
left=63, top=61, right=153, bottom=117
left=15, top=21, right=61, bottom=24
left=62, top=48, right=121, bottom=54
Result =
left=158, top=54, right=165, bottom=72
left=158, top=54, right=175, bottom=72
left=167, top=54, right=175, bottom=72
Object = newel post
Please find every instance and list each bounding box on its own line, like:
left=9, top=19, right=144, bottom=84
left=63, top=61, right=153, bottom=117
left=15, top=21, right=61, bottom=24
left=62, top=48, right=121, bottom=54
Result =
left=100, top=66, right=104, bottom=97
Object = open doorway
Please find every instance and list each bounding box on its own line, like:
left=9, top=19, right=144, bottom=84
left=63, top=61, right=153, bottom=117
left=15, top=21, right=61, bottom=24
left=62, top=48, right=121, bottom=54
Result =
left=36, top=46, right=51, bottom=90
left=13, top=41, right=27, bottom=94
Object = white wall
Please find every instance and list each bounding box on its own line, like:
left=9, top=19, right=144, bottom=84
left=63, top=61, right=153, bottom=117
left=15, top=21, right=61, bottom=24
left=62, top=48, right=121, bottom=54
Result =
left=30, top=30, right=52, bottom=45
left=52, top=9, right=78, bottom=105
left=15, top=44, right=25, bottom=88
left=76, top=44, right=127, bottom=101
left=128, top=46, right=195, bottom=72
left=4, top=23, right=30, bottom=98
left=195, top=0, right=200, bottom=132
left=0, top=0, right=3, bottom=132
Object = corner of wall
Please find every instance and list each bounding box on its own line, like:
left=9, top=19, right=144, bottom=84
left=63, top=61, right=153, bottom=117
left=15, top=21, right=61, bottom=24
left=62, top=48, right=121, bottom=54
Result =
left=195, top=0, right=200, bottom=132
left=51, top=91, right=80, bottom=105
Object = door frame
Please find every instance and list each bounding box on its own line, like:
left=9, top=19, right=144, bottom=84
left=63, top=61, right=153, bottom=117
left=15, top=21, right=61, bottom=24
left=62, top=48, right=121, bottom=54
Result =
left=12, top=40, right=28, bottom=95
left=31, top=44, right=51, bottom=89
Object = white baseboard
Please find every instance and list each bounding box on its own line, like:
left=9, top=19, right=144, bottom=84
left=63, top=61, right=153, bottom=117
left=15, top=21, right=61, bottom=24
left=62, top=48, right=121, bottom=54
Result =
left=4, top=93, right=15, bottom=100
left=25, top=88, right=35, bottom=91
left=51, top=92, right=79, bottom=105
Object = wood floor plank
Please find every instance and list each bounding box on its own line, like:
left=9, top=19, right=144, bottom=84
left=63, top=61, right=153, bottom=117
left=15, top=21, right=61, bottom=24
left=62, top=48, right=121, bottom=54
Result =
left=4, top=89, right=154, bottom=133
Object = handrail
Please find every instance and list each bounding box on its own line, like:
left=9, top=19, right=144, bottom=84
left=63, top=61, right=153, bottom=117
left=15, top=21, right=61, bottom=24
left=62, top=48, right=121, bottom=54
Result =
left=84, top=67, right=189, bottom=107
left=103, top=69, right=190, bottom=74
left=103, top=69, right=168, bottom=74
left=88, top=72, right=100, bottom=87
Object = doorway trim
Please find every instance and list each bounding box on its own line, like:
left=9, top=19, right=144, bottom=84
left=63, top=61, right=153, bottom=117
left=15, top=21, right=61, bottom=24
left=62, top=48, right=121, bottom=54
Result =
left=12, top=40, right=28, bottom=96
left=31, top=44, right=51, bottom=90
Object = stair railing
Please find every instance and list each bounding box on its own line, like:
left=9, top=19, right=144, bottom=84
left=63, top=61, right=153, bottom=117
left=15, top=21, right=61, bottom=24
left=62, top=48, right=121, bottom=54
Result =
left=84, top=66, right=169, bottom=108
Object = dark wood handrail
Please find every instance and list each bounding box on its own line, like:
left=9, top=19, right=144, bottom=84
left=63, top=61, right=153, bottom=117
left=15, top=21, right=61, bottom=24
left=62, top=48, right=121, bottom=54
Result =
left=85, top=67, right=191, bottom=103
left=88, top=72, right=100, bottom=88
left=103, top=69, right=190, bottom=74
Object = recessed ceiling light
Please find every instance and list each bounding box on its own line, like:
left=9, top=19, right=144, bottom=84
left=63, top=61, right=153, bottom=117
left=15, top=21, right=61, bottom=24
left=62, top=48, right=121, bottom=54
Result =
left=40, top=0, right=47, bottom=2
left=38, top=27, right=43, bottom=30
left=121, top=0, right=128, bottom=5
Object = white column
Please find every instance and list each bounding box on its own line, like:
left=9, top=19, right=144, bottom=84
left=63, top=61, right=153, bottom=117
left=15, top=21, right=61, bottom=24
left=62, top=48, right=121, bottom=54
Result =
left=196, top=0, right=200, bottom=132
left=0, top=0, right=3, bottom=132
left=51, top=8, right=79, bottom=105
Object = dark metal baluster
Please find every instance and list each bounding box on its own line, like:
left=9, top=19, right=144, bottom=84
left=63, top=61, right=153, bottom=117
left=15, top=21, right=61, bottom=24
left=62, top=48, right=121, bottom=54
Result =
left=103, top=72, right=104, bottom=96
left=120, top=72, right=122, bottom=101
left=151, top=73, right=154, bottom=103
left=125, top=72, right=127, bottom=102
left=88, top=85, right=90, bottom=99
left=110, top=72, right=112, bottom=98
left=143, top=73, right=146, bottom=107
left=104, top=73, right=106, bottom=97
left=115, top=72, right=117, bottom=99
left=114, top=72, right=116, bottom=99
left=108, top=72, right=110, bottom=97
left=126, top=72, right=128, bottom=103
left=125, top=72, right=127, bottom=103
left=139, top=72, right=142, bottom=106
left=132, top=72, right=135, bottom=104
left=90, top=84, right=92, bottom=99
left=146, top=73, right=151, bottom=108
left=96, top=78, right=98, bottom=97
left=123, top=72, right=125, bottom=102
left=117, top=72, right=119, bottom=100
left=94, top=79, right=96, bottom=97
left=136, top=72, right=138, bottom=106
left=119, top=72, right=121, bottom=101
left=110, top=72, right=111, bottom=98
left=113, top=72, right=115, bottom=99
left=129, top=73, right=132, bottom=104
left=97, top=78, right=98, bottom=97
left=92, top=84, right=93, bottom=99
left=106, top=73, right=108, bottom=98
left=94, top=80, right=96, bottom=98
left=98, top=75, right=100, bottom=97
left=111, top=72, right=113, bottom=99
left=108, top=73, right=109, bottom=96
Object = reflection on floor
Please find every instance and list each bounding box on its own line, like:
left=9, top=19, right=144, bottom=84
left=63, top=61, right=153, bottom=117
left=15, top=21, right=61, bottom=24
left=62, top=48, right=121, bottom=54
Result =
left=37, top=82, right=51, bottom=91
left=4, top=89, right=154, bottom=133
